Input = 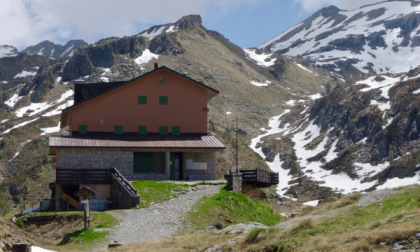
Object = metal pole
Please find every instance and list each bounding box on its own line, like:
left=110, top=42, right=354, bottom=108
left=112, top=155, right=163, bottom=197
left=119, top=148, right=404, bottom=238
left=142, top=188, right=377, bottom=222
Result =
left=236, top=117, right=238, bottom=173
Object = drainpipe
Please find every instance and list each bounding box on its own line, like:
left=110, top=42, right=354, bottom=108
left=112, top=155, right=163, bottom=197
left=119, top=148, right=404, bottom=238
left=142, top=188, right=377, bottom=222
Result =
left=165, top=151, right=170, bottom=179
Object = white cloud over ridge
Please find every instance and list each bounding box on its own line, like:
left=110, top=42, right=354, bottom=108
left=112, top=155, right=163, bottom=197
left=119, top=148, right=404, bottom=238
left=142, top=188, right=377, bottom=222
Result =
left=0, top=0, right=262, bottom=50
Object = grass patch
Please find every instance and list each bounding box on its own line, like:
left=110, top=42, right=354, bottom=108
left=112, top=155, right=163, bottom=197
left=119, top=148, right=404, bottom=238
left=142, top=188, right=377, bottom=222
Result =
left=228, top=185, right=420, bottom=252
left=105, top=231, right=238, bottom=252
left=186, top=188, right=282, bottom=229
left=131, top=181, right=191, bottom=208
left=245, top=228, right=267, bottom=244
left=57, top=212, right=118, bottom=250
left=19, top=211, right=117, bottom=250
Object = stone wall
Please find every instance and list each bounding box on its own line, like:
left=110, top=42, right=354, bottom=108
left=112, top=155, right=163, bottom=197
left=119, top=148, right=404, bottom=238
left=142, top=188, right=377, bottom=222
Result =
left=224, top=173, right=242, bottom=192
left=59, top=148, right=217, bottom=181
left=183, top=151, right=216, bottom=180
left=59, top=148, right=169, bottom=180
left=60, top=148, right=132, bottom=171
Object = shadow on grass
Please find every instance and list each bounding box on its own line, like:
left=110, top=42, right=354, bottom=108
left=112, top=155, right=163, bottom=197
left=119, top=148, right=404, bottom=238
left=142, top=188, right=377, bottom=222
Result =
left=58, top=229, right=85, bottom=245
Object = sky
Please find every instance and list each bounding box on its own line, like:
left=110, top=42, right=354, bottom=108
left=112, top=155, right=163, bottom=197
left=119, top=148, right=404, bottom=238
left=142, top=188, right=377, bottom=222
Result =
left=0, top=0, right=382, bottom=50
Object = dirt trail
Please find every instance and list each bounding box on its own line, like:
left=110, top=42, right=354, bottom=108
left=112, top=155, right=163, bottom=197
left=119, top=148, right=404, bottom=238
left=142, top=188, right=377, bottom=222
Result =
left=104, top=184, right=222, bottom=247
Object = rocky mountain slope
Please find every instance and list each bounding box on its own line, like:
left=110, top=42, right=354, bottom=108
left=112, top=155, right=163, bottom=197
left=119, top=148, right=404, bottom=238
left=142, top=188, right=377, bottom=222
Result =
left=23, top=40, right=88, bottom=59
left=252, top=69, right=420, bottom=203
left=0, top=15, right=331, bottom=211
left=260, top=0, right=420, bottom=81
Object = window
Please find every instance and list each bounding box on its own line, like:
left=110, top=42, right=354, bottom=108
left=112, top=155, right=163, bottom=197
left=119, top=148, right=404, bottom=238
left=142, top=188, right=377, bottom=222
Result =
left=114, top=125, right=123, bottom=135
left=138, top=126, right=147, bottom=135
left=159, top=126, right=168, bottom=135
left=138, top=96, right=147, bottom=104
left=159, top=96, right=168, bottom=105
left=172, top=126, right=180, bottom=135
left=78, top=125, right=87, bottom=134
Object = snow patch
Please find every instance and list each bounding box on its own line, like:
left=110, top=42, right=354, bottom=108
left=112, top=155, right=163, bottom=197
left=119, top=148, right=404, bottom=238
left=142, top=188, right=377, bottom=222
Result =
left=354, top=162, right=390, bottom=179
left=244, top=48, right=276, bottom=67
left=42, top=100, right=74, bottom=117
left=12, top=139, right=32, bottom=159
left=356, top=75, right=400, bottom=99
left=303, top=200, right=319, bottom=207
left=139, top=26, right=167, bottom=38
left=308, top=93, right=322, bottom=100
left=292, top=122, right=377, bottom=194
left=32, top=246, right=56, bottom=252
left=412, top=88, right=420, bottom=94
left=2, top=118, right=40, bottom=134
left=250, top=80, right=271, bottom=87
left=0, top=45, right=18, bottom=58
left=166, top=25, right=177, bottom=33
left=285, top=100, right=296, bottom=106
left=14, top=70, right=37, bottom=78
left=370, top=100, right=391, bottom=111
left=5, top=94, right=23, bottom=108
left=15, top=90, right=74, bottom=117
left=40, top=122, right=61, bottom=135
left=134, top=49, right=159, bottom=65
left=249, top=110, right=295, bottom=198
left=376, top=171, right=420, bottom=190
left=296, top=63, right=313, bottom=74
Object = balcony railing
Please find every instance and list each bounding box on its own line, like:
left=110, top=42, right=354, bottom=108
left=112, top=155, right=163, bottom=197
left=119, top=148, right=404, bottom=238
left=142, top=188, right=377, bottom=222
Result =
left=56, top=168, right=111, bottom=185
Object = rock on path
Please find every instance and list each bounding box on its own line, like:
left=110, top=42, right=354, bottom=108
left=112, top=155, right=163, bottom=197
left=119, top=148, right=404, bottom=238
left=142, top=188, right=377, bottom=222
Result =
left=107, top=184, right=222, bottom=244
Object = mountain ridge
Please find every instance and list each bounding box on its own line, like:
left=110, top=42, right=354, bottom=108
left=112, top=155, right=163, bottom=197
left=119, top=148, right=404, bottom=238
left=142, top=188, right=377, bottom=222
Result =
left=260, top=0, right=420, bottom=81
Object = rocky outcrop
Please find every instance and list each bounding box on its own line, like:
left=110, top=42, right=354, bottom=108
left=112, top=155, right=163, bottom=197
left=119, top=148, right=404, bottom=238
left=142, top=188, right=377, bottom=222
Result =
left=23, top=39, right=88, bottom=59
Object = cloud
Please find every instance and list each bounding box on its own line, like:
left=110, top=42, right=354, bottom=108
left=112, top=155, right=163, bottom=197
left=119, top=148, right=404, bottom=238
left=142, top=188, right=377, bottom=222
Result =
left=294, top=0, right=382, bottom=12
left=0, top=0, right=263, bottom=50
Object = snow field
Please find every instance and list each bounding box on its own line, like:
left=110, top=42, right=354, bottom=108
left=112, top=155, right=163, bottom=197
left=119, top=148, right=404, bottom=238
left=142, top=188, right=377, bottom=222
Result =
left=243, top=48, right=276, bottom=67
left=134, top=49, right=159, bottom=65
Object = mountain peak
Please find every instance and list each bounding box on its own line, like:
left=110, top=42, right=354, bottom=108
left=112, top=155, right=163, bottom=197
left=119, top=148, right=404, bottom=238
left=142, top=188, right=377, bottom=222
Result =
left=175, top=15, right=202, bottom=30
left=319, top=5, right=341, bottom=16
left=23, top=40, right=88, bottom=59
left=0, top=45, right=19, bottom=58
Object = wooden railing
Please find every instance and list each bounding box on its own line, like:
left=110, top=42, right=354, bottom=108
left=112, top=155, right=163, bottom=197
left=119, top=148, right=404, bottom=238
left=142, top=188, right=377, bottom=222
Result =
left=110, top=167, right=138, bottom=197
left=241, top=168, right=279, bottom=186
left=56, top=168, right=111, bottom=185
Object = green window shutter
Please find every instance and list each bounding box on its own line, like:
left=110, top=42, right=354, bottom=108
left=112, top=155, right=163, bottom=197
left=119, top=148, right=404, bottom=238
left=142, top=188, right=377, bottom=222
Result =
left=138, top=96, right=147, bottom=104
left=159, top=96, right=168, bottom=105
left=78, top=125, right=87, bottom=134
left=114, top=125, right=123, bottom=135
left=138, top=126, right=147, bottom=135
left=172, top=126, right=180, bottom=135
left=133, top=152, right=154, bottom=173
left=159, top=126, right=168, bottom=135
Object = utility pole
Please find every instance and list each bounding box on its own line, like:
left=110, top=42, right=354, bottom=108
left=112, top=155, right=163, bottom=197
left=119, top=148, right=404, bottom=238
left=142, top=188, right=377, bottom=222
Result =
left=235, top=116, right=239, bottom=173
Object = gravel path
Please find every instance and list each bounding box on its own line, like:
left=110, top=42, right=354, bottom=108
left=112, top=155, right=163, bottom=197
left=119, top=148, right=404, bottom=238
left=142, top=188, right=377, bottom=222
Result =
left=106, top=184, right=222, bottom=245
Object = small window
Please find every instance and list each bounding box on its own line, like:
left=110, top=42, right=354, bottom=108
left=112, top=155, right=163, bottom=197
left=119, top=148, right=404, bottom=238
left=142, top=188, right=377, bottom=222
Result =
left=138, top=126, right=147, bottom=135
left=159, top=126, right=168, bottom=135
left=159, top=96, right=168, bottom=105
left=172, top=126, right=180, bottom=135
left=138, top=96, right=147, bottom=105
left=78, top=125, right=87, bottom=134
left=114, top=125, right=123, bottom=135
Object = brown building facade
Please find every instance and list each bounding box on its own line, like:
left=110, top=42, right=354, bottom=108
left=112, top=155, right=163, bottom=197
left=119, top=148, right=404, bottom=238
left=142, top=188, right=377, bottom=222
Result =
left=49, top=66, right=225, bottom=210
